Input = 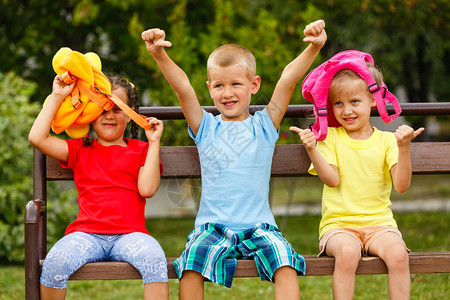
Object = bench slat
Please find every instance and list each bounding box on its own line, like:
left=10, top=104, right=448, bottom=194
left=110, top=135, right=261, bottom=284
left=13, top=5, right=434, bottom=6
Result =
left=45, top=142, right=450, bottom=180
left=40, top=252, right=449, bottom=281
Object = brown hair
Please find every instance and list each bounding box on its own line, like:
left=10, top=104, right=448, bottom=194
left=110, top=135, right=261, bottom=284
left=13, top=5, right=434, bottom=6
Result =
left=83, top=74, right=139, bottom=145
left=108, top=74, right=139, bottom=139
left=329, top=62, right=383, bottom=101
left=207, top=44, right=256, bottom=80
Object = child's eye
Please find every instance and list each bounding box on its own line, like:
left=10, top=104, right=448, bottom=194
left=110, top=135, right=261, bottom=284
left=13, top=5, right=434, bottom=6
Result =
left=351, top=99, right=360, bottom=104
left=334, top=101, right=342, bottom=106
left=232, top=82, right=241, bottom=86
left=214, top=84, right=223, bottom=88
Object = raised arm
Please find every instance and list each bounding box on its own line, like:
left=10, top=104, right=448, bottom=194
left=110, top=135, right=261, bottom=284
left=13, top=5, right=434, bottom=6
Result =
left=138, top=117, right=164, bottom=198
left=28, top=75, right=73, bottom=162
left=290, top=126, right=340, bottom=187
left=391, top=125, right=424, bottom=193
left=267, top=20, right=327, bottom=129
left=142, top=29, right=203, bottom=135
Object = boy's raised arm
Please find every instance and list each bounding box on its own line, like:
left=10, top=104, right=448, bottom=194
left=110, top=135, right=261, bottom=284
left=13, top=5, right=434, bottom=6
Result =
left=267, top=20, right=327, bottom=130
left=142, top=29, right=203, bottom=134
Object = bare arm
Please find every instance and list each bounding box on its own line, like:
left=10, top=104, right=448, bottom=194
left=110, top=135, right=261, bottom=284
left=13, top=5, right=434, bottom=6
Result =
left=138, top=117, right=164, bottom=198
left=142, top=29, right=203, bottom=135
left=267, top=20, right=327, bottom=129
left=28, top=75, right=74, bottom=162
left=290, top=126, right=340, bottom=187
left=391, top=125, right=424, bottom=193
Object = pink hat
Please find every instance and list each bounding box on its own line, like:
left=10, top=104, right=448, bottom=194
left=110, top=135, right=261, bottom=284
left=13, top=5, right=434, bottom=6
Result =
left=301, top=50, right=401, bottom=141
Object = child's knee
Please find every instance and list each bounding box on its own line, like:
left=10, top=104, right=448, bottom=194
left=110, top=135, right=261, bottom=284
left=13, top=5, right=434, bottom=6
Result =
left=334, top=243, right=361, bottom=267
left=384, top=244, right=409, bottom=269
left=273, top=265, right=297, bottom=280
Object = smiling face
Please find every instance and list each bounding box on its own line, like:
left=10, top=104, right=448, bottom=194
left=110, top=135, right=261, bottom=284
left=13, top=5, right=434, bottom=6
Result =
left=207, top=64, right=261, bottom=121
left=329, top=74, right=376, bottom=139
left=92, top=87, right=131, bottom=146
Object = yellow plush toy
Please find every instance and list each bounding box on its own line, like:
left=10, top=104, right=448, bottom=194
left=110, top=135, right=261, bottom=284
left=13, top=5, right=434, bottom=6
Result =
left=47, top=47, right=150, bottom=138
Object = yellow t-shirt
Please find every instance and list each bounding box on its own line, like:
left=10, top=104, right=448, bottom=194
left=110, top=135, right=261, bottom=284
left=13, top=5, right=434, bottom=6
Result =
left=309, top=127, right=399, bottom=238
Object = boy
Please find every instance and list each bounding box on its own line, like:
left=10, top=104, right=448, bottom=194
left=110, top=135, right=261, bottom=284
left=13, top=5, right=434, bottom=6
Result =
left=142, top=20, right=326, bottom=300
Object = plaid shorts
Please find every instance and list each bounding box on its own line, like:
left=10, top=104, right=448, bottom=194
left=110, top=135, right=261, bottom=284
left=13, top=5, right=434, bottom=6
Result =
left=173, top=223, right=305, bottom=287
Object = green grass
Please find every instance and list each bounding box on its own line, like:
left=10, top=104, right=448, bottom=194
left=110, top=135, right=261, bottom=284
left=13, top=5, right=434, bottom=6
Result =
left=1, top=212, right=449, bottom=299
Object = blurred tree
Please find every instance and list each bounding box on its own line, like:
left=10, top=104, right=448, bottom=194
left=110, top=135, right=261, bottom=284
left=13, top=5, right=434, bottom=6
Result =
left=0, top=0, right=449, bottom=139
left=0, top=72, right=39, bottom=263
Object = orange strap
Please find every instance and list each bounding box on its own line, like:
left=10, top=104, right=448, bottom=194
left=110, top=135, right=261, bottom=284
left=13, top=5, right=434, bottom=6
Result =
left=109, top=94, right=151, bottom=130
left=61, top=71, right=151, bottom=130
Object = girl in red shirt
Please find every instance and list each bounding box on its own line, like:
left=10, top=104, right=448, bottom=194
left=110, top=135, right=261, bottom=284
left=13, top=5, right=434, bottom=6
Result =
left=29, top=74, right=168, bottom=300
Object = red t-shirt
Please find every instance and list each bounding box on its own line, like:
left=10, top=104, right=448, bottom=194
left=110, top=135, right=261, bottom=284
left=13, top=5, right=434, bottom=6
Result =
left=60, top=138, right=162, bottom=235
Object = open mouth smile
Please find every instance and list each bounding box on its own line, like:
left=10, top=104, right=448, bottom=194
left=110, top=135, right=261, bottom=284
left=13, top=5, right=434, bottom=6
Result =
left=222, top=101, right=238, bottom=108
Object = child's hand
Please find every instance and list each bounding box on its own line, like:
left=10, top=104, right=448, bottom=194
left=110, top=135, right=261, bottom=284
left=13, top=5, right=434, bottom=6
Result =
left=141, top=29, right=173, bottom=54
left=144, top=117, right=164, bottom=142
left=51, top=74, right=76, bottom=100
left=303, top=20, right=327, bottom=47
left=395, top=125, right=424, bottom=147
left=289, top=126, right=317, bottom=150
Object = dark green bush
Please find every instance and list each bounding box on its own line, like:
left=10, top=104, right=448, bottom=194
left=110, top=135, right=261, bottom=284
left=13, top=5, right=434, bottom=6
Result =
left=0, top=72, right=39, bottom=263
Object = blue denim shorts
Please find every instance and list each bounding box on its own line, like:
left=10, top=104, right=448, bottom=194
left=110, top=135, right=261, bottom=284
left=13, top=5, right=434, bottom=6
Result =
left=40, top=232, right=168, bottom=289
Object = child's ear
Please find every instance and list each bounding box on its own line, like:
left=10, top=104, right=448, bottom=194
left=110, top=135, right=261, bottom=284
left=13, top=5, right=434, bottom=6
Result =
left=251, top=75, right=261, bottom=94
left=206, top=81, right=213, bottom=98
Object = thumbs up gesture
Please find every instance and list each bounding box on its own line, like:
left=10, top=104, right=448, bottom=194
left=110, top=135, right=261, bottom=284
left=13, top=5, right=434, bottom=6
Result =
left=142, top=28, right=173, bottom=54
left=289, top=126, right=317, bottom=150
left=395, top=125, right=425, bottom=147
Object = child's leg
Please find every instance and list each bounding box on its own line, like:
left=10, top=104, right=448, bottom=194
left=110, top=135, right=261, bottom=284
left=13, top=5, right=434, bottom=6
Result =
left=40, top=232, right=106, bottom=300
left=238, top=224, right=304, bottom=300
left=368, top=232, right=410, bottom=300
left=40, top=285, right=66, bottom=300
left=325, top=233, right=362, bottom=300
left=174, top=223, right=237, bottom=296
left=273, top=266, right=300, bottom=300
left=143, top=282, right=169, bottom=300
left=179, top=270, right=205, bottom=300
left=110, top=232, right=168, bottom=300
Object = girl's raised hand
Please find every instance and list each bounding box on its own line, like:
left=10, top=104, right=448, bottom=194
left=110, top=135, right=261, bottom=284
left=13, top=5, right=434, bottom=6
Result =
left=395, top=125, right=424, bottom=147
left=144, top=117, right=164, bottom=142
left=141, top=28, right=173, bottom=54
left=289, top=126, right=317, bottom=150
left=52, top=74, right=76, bottom=100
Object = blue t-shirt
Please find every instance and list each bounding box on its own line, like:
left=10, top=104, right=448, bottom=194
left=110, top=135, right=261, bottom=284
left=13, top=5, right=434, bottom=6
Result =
left=189, top=108, right=278, bottom=231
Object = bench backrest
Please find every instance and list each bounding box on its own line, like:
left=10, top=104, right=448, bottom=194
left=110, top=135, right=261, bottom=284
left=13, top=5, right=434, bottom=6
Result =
left=41, top=102, right=450, bottom=181
left=44, top=142, right=450, bottom=181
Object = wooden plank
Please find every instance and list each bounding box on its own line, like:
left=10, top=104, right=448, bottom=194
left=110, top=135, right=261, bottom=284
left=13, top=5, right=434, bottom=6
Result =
left=45, top=142, right=450, bottom=180
left=139, top=103, right=450, bottom=119
left=40, top=252, right=449, bottom=281
left=410, top=142, right=450, bottom=174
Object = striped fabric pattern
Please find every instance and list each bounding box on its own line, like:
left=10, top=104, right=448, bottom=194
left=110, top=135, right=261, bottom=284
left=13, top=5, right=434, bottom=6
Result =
left=173, top=223, right=305, bottom=287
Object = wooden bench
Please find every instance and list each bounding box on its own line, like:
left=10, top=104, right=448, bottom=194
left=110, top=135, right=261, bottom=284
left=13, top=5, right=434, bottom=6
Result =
left=25, top=103, right=450, bottom=299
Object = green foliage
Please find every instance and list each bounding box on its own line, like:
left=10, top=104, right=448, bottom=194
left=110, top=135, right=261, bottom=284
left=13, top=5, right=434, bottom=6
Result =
left=46, top=183, right=79, bottom=248
left=0, top=72, right=39, bottom=263
left=1, top=0, right=449, bottom=143
left=0, top=72, right=78, bottom=263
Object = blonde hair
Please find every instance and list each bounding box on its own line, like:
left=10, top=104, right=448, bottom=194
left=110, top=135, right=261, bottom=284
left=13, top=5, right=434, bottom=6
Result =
left=329, top=62, right=383, bottom=101
left=207, top=44, right=256, bottom=80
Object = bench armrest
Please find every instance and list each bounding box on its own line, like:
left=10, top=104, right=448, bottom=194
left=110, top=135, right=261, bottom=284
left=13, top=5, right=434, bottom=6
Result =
left=25, top=199, right=46, bottom=300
